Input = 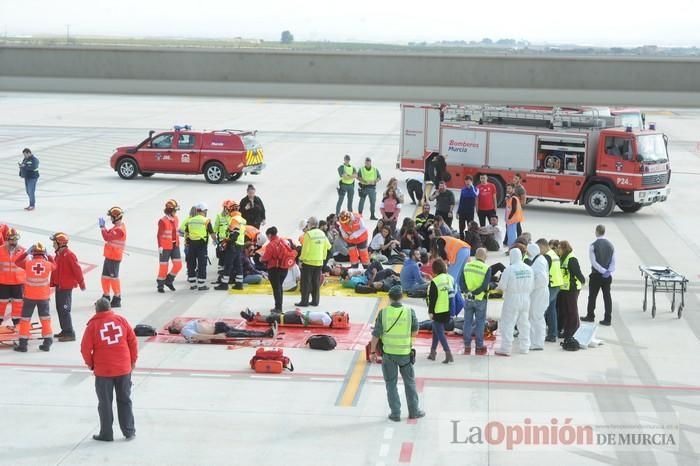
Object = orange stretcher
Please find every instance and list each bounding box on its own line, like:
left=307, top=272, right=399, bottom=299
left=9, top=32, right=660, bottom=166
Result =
left=0, top=323, right=43, bottom=347
left=245, top=311, right=350, bottom=329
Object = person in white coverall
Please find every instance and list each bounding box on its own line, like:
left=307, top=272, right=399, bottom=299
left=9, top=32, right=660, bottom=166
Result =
left=495, top=248, right=533, bottom=356
left=527, top=243, right=549, bottom=350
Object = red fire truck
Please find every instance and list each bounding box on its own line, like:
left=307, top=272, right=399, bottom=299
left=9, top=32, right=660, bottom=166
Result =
left=398, top=104, right=670, bottom=217
left=110, top=125, right=265, bottom=184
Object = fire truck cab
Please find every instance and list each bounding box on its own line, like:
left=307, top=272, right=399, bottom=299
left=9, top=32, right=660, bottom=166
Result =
left=398, top=104, right=670, bottom=217
left=110, top=125, right=265, bottom=184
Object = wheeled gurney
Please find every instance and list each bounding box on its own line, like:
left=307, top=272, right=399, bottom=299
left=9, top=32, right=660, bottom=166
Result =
left=639, top=265, right=688, bottom=319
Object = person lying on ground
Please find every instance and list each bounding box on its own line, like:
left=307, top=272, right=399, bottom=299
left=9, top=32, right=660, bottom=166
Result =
left=240, top=308, right=338, bottom=327
left=168, top=319, right=277, bottom=342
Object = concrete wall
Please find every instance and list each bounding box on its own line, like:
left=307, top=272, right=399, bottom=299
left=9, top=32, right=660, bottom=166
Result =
left=2, top=45, right=700, bottom=106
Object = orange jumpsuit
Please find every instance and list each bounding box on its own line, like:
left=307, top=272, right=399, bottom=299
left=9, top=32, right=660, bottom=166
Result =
left=16, top=254, right=54, bottom=340
left=157, top=214, right=182, bottom=285
left=0, top=243, right=27, bottom=321
left=101, top=222, right=127, bottom=297
left=339, top=213, right=370, bottom=266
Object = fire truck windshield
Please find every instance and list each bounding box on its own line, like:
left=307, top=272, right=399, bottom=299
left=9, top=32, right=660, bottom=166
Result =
left=618, top=113, right=643, bottom=129
left=243, top=135, right=261, bottom=151
left=636, top=134, right=668, bottom=163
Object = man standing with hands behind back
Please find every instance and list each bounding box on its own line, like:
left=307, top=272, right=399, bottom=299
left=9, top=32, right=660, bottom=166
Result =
left=582, top=224, right=616, bottom=326
left=81, top=297, right=137, bottom=442
left=336, top=154, right=357, bottom=216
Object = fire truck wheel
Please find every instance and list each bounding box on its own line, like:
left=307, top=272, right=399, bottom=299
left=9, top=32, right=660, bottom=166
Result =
left=489, top=176, right=505, bottom=207
left=617, top=202, right=643, bottom=213
left=227, top=173, right=243, bottom=181
left=584, top=185, right=615, bottom=217
left=141, top=172, right=154, bottom=178
left=203, top=161, right=227, bottom=184
left=116, top=157, right=139, bottom=180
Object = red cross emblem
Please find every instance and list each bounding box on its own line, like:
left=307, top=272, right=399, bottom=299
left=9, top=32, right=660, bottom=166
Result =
left=32, top=263, right=45, bottom=275
left=99, top=322, right=123, bottom=345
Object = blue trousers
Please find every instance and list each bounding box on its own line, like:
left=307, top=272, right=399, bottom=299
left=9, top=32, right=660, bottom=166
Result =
left=336, top=183, right=354, bottom=215
left=448, top=247, right=470, bottom=292
left=25, top=177, right=37, bottom=207
left=545, top=286, right=560, bottom=338
left=430, top=320, right=451, bottom=353
left=463, top=298, right=487, bottom=348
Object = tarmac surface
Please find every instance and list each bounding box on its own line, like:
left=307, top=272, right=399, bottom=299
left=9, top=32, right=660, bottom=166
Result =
left=0, top=93, right=698, bottom=465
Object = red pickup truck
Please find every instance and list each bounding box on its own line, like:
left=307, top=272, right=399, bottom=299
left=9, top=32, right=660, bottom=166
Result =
left=110, top=126, right=265, bottom=183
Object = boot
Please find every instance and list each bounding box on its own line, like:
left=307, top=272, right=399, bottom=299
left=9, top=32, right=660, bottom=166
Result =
left=39, top=337, right=53, bottom=352
left=214, top=282, right=229, bottom=291
left=240, top=308, right=255, bottom=321
left=233, top=282, right=244, bottom=290
left=164, top=274, right=176, bottom=291
left=157, top=280, right=165, bottom=293
left=14, top=338, right=28, bottom=353
left=442, top=351, right=454, bottom=364
left=427, top=350, right=437, bottom=361
left=111, top=296, right=122, bottom=308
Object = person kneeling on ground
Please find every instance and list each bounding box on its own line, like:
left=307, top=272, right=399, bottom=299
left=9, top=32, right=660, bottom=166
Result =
left=241, top=308, right=338, bottom=327
left=169, top=319, right=277, bottom=342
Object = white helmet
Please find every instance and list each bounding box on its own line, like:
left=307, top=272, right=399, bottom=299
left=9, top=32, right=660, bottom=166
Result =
left=196, top=202, right=208, bottom=212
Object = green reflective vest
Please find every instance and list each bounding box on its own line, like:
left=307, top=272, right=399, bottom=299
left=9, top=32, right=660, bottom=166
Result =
left=381, top=304, right=412, bottom=356
left=339, top=164, right=355, bottom=185
left=359, top=166, right=378, bottom=184
left=560, top=253, right=582, bottom=291
left=300, top=228, right=330, bottom=266
left=184, top=215, right=209, bottom=241
left=431, top=273, right=454, bottom=315
left=214, top=213, right=232, bottom=240
left=546, top=249, right=564, bottom=287
left=463, top=260, right=489, bottom=300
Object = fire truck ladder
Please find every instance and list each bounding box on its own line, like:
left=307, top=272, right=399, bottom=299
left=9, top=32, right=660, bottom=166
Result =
left=444, top=105, right=613, bottom=129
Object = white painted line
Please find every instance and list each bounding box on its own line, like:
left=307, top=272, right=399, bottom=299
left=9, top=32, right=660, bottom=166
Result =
left=70, top=369, right=91, bottom=373
left=20, top=368, right=51, bottom=372
left=250, top=375, right=291, bottom=380
left=378, top=443, right=390, bottom=457
left=310, top=377, right=344, bottom=382
left=383, top=427, right=394, bottom=440
left=193, top=373, right=229, bottom=378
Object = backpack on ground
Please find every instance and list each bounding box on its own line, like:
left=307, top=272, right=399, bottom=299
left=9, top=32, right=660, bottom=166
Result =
left=249, top=347, right=294, bottom=373
left=306, top=335, right=337, bottom=351
left=134, top=324, right=157, bottom=337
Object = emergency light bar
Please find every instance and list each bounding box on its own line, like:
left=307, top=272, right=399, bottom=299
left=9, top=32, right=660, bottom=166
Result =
left=174, top=125, right=192, bottom=131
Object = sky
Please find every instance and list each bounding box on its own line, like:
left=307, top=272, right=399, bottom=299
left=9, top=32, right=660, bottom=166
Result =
left=1, top=0, right=699, bottom=47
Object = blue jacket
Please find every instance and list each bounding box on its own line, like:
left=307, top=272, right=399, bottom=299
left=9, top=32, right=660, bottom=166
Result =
left=457, top=186, right=478, bottom=214
left=20, top=155, right=40, bottom=179
left=400, top=258, right=426, bottom=291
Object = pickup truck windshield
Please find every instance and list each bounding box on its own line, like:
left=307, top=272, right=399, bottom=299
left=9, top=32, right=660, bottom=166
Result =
left=243, top=135, right=261, bottom=151
left=636, top=134, right=668, bottom=163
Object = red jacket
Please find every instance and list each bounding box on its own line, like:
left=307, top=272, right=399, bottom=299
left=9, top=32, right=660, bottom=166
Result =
left=50, top=247, right=85, bottom=290
left=261, top=235, right=291, bottom=269
left=81, top=311, right=138, bottom=377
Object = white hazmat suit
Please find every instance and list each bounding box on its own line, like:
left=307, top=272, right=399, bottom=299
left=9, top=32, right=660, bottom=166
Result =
left=527, top=243, right=550, bottom=350
left=496, top=248, right=534, bottom=355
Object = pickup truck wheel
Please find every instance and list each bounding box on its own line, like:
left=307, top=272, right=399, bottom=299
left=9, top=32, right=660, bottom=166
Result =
left=117, top=158, right=139, bottom=180
left=617, top=201, right=643, bottom=213
left=203, top=162, right=227, bottom=184
left=584, top=185, right=615, bottom=217
left=141, top=172, right=154, bottom=178
left=227, top=173, right=243, bottom=181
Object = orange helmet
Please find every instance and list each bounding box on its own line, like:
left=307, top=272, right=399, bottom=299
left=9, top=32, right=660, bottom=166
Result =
left=50, top=232, right=69, bottom=246
left=164, top=199, right=179, bottom=211
left=223, top=200, right=238, bottom=212
left=107, top=206, right=124, bottom=221
left=32, top=242, right=47, bottom=255
left=339, top=211, right=352, bottom=224
left=7, top=228, right=20, bottom=240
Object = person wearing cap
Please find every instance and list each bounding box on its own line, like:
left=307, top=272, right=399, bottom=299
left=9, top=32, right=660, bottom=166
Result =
left=0, top=228, right=26, bottom=326
left=181, top=203, right=216, bottom=290
left=357, top=157, right=381, bottom=220
left=336, top=154, right=357, bottom=216
left=80, top=298, right=137, bottom=442
left=156, top=200, right=182, bottom=293
left=50, top=232, right=85, bottom=342
left=239, top=185, right=266, bottom=229
left=13, top=243, right=55, bottom=352
left=295, top=217, right=331, bottom=307
left=369, top=285, right=424, bottom=422
left=18, top=148, right=40, bottom=211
